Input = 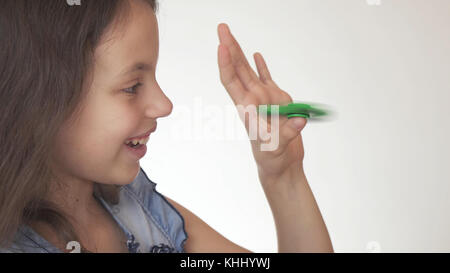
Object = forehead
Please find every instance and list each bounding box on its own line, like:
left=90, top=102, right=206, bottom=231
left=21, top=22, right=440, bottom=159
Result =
left=93, top=0, right=159, bottom=76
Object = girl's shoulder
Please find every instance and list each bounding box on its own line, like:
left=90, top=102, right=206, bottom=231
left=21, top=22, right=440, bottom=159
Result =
left=0, top=225, right=63, bottom=253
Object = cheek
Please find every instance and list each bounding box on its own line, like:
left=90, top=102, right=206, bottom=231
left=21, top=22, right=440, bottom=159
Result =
left=51, top=122, right=140, bottom=185
left=52, top=128, right=115, bottom=178
left=49, top=88, right=143, bottom=183
left=52, top=112, right=128, bottom=176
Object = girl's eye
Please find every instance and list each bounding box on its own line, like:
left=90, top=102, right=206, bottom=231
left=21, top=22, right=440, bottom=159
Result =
left=122, top=82, right=142, bottom=95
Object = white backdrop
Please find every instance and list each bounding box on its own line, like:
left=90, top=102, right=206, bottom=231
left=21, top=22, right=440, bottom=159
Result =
left=139, top=0, right=450, bottom=252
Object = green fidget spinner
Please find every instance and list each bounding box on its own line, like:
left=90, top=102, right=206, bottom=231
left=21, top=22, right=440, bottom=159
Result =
left=257, top=101, right=332, bottom=120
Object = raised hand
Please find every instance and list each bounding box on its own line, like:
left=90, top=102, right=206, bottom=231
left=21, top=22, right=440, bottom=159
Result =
left=217, top=23, right=308, bottom=184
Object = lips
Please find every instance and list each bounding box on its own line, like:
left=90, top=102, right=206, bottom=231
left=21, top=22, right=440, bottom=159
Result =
left=126, top=123, right=157, bottom=141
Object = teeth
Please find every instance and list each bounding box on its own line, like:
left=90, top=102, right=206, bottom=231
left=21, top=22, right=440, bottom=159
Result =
left=125, top=136, right=149, bottom=146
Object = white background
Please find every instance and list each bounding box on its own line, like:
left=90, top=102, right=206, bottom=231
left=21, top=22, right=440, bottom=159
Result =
left=140, top=0, right=450, bottom=252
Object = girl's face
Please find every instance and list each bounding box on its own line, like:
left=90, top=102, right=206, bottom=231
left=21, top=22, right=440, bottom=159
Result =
left=51, top=0, right=172, bottom=185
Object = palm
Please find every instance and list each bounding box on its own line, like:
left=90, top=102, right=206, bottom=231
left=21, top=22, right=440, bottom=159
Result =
left=217, top=23, right=307, bottom=178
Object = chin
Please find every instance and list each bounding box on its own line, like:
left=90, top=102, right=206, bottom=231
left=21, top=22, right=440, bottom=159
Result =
left=123, top=162, right=141, bottom=184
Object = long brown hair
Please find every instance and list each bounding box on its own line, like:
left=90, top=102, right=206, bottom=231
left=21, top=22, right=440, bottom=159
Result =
left=0, top=0, right=158, bottom=252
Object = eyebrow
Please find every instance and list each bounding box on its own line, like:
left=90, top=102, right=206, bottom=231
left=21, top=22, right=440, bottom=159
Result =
left=119, top=62, right=153, bottom=76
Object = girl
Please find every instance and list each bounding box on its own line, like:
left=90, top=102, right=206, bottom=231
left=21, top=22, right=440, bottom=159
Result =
left=0, top=0, right=333, bottom=253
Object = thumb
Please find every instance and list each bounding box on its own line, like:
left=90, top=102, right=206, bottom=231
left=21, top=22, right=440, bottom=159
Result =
left=280, top=117, right=307, bottom=138
left=280, top=117, right=307, bottom=148
left=275, top=117, right=307, bottom=151
left=286, top=117, right=307, bottom=132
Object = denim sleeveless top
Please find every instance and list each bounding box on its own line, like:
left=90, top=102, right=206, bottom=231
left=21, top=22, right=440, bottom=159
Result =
left=0, top=167, right=188, bottom=253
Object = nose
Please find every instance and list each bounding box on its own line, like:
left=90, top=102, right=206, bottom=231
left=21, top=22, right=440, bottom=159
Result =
left=144, top=83, right=173, bottom=119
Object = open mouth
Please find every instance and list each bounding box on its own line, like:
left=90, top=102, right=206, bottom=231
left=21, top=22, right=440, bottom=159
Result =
left=126, top=142, right=142, bottom=149
left=124, top=137, right=149, bottom=149
left=123, top=138, right=148, bottom=159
